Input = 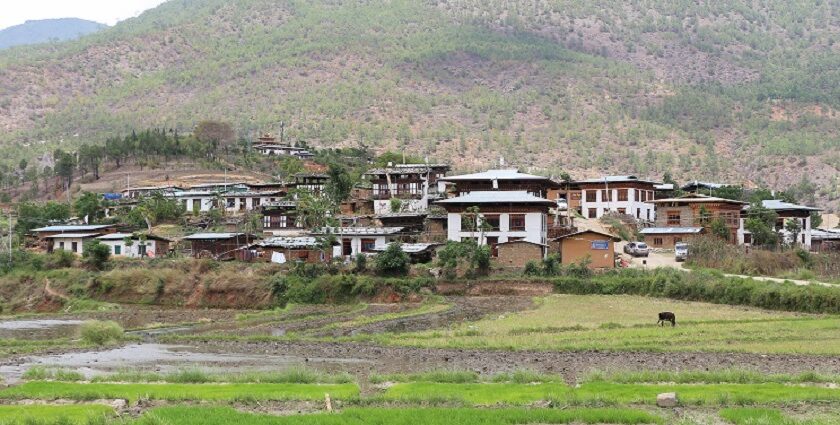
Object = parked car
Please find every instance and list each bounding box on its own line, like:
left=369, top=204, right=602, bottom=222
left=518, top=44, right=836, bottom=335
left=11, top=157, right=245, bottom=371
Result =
left=624, top=242, right=650, bottom=257
left=675, top=242, right=689, bottom=262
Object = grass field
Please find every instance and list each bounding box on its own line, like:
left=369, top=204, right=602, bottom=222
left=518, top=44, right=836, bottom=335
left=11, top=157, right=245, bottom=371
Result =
left=381, top=381, right=840, bottom=406
left=0, top=381, right=359, bottom=403
left=132, top=407, right=664, bottom=425
left=0, top=405, right=114, bottom=425
left=365, top=295, right=840, bottom=354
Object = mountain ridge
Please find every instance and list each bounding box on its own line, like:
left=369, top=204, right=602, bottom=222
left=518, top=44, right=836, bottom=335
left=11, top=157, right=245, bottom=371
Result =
left=0, top=18, right=106, bottom=50
left=0, top=0, right=837, bottom=210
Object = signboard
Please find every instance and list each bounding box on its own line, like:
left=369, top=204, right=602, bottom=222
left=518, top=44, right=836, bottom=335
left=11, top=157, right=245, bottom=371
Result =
left=591, top=240, right=609, bottom=250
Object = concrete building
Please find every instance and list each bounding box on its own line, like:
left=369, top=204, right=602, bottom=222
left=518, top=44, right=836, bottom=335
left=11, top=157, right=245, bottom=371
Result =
left=31, top=224, right=118, bottom=252
left=314, top=227, right=405, bottom=258
left=441, top=169, right=560, bottom=198
left=96, top=233, right=171, bottom=258
left=46, top=233, right=100, bottom=255
left=436, top=191, right=555, bottom=252
left=365, top=163, right=450, bottom=215
left=648, top=194, right=747, bottom=245
left=576, top=176, right=660, bottom=221
left=552, top=230, right=619, bottom=269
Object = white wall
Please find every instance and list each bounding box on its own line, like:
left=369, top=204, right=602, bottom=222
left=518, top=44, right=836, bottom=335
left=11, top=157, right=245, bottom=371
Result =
left=373, top=198, right=428, bottom=215
left=339, top=235, right=393, bottom=257
left=52, top=238, right=88, bottom=254
left=580, top=188, right=656, bottom=220
left=446, top=212, right=546, bottom=245
left=98, top=239, right=165, bottom=258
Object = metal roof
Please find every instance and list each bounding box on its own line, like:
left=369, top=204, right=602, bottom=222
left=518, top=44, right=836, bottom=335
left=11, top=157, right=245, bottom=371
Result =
left=371, top=243, right=441, bottom=253
left=258, top=237, right=321, bottom=248
left=183, top=233, right=249, bottom=240
left=576, top=175, right=662, bottom=185
left=681, top=180, right=728, bottom=190
left=314, top=227, right=404, bottom=236
left=32, top=225, right=114, bottom=232
left=440, top=169, right=550, bottom=181
left=651, top=194, right=748, bottom=205
left=436, top=191, right=555, bottom=205
left=640, top=227, right=704, bottom=235
left=365, top=164, right=450, bottom=175
left=761, top=200, right=821, bottom=212
left=96, top=233, right=171, bottom=242
left=552, top=230, right=620, bottom=241
left=45, top=233, right=101, bottom=239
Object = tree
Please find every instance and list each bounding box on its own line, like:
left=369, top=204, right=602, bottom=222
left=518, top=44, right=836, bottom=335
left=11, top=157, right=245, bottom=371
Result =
left=374, top=242, right=409, bottom=276
left=709, top=217, right=731, bottom=240
left=810, top=212, right=823, bottom=229
left=194, top=120, right=234, bottom=158
left=53, top=149, right=76, bottom=190
left=295, top=191, right=335, bottom=229
left=82, top=240, right=111, bottom=270
left=325, top=163, right=353, bottom=204
left=74, top=192, right=102, bottom=223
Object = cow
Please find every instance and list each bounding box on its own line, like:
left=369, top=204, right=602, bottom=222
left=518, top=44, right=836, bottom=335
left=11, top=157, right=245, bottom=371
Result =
left=657, top=312, right=676, bottom=327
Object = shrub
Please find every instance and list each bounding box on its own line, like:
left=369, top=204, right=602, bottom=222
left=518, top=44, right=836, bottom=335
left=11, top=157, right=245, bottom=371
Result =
left=374, top=243, right=409, bottom=277
left=542, top=255, right=560, bottom=276
left=43, top=250, right=76, bottom=269
left=353, top=253, right=368, bottom=273
left=82, top=240, right=111, bottom=271
left=524, top=261, right=541, bottom=276
left=79, top=320, right=124, bottom=345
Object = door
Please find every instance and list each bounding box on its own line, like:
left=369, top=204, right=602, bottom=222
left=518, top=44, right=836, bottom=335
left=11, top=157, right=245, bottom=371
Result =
left=342, top=239, right=352, bottom=256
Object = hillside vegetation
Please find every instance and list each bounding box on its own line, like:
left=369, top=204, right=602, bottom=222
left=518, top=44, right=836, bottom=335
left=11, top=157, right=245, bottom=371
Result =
left=0, top=0, right=838, bottom=209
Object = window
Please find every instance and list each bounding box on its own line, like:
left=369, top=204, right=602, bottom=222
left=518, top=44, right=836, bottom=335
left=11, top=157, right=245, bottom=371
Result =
left=138, top=245, right=147, bottom=256
left=227, top=198, right=236, bottom=208
left=618, top=208, right=626, bottom=214
left=239, top=198, right=247, bottom=210
left=601, top=190, right=612, bottom=202
left=114, top=245, right=122, bottom=255
left=667, top=211, right=681, bottom=226
left=361, top=239, right=376, bottom=253
left=588, top=208, right=597, bottom=219
left=72, top=242, right=78, bottom=252
left=674, top=237, right=682, bottom=244
left=253, top=198, right=261, bottom=207
left=509, top=214, right=526, bottom=232
left=653, top=237, right=663, bottom=246
left=585, top=190, right=596, bottom=202
left=484, top=214, right=500, bottom=231
left=59, top=242, right=65, bottom=250
left=617, top=189, right=628, bottom=201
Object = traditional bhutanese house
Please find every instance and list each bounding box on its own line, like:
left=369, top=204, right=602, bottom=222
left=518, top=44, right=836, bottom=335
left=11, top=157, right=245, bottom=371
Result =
left=639, top=227, right=705, bottom=249
left=649, top=194, right=748, bottom=244
left=758, top=199, right=821, bottom=250
left=222, top=190, right=286, bottom=213
left=291, top=173, right=329, bottom=195
left=812, top=228, right=840, bottom=253
left=31, top=224, right=118, bottom=252
left=440, top=169, right=560, bottom=198
left=552, top=230, right=619, bottom=269
left=46, top=233, right=101, bottom=255
left=546, top=180, right=582, bottom=213
left=95, top=233, right=171, bottom=258
left=261, top=200, right=302, bottom=236
left=365, top=163, right=450, bottom=215
left=435, top=191, right=554, bottom=256
left=314, top=227, right=405, bottom=258
left=183, top=233, right=258, bottom=260
left=255, top=236, right=331, bottom=264
left=576, top=175, right=660, bottom=221
left=254, top=144, right=314, bottom=159
left=495, top=240, right=548, bottom=269
left=371, top=242, right=441, bottom=263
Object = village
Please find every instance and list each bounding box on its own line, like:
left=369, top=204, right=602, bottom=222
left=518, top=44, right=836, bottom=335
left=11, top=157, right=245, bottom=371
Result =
left=17, top=134, right=839, bottom=273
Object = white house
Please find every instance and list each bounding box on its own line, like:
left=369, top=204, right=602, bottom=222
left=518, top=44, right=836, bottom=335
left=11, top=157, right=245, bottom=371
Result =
left=96, top=233, right=172, bottom=258
left=254, top=144, right=314, bottom=159
left=576, top=175, right=659, bottom=221
left=314, top=227, right=405, bottom=258
left=435, top=191, right=555, bottom=249
left=738, top=200, right=821, bottom=250
left=46, top=233, right=100, bottom=255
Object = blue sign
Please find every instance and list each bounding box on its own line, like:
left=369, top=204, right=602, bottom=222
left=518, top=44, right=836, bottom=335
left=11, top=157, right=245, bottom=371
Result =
left=591, top=240, right=609, bottom=250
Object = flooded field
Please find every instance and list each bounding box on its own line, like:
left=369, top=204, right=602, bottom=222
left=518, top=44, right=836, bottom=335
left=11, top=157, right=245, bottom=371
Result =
left=0, top=319, right=84, bottom=340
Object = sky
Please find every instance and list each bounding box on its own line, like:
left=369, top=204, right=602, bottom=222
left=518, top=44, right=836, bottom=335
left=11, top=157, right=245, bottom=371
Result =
left=0, top=0, right=168, bottom=30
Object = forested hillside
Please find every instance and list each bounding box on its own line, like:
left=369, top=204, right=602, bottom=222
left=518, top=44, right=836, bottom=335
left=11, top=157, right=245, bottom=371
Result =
left=0, top=0, right=838, bottom=210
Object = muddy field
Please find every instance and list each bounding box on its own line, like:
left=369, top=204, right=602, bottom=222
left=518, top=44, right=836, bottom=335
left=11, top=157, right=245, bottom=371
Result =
left=3, top=295, right=840, bottom=386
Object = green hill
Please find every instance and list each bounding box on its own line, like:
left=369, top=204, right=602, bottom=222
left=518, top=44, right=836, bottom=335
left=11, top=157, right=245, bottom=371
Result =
left=0, top=0, right=838, bottom=209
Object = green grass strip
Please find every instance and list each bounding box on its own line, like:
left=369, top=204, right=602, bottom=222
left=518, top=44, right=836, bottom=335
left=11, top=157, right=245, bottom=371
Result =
left=0, top=381, right=359, bottom=403
left=137, top=406, right=663, bottom=425
left=0, top=404, right=114, bottom=425
left=382, top=382, right=840, bottom=405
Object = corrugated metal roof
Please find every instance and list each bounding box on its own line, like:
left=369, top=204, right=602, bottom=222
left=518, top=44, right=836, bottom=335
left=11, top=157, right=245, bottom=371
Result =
left=183, top=233, right=248, bottom=240
left=258, top=237, right=321, bottom=248
left=371, top=243, right=441, bottom=253
left=640, top=227, right=704, bottom=235
left=436, top=191, right=555, bottom=205
left=365, top=163, right=449, bottom=175
left=576, top=175, right=661, bottom=184
left=45, top=233, right=101, bottom=239
left=96, top=233, right=170, bottom=242
left=552, top=230, right=619, bottom=240
left=441, top=169, right=550, bottom=181
left=651, top=194, right=748, bottom=204
left=315, top=227, right=404, bottom=236
left=761, top=200, right=821, bottom=211
left=32, top=225, right=114, bottom=232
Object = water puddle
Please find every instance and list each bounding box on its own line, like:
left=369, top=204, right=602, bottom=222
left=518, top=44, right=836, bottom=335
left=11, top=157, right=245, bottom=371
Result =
left=0, top=343, right=372, bottom=384
left=0, top=319, right=84, bottom=340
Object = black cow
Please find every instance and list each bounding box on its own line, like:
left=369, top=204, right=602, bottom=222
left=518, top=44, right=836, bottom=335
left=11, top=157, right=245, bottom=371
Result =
left=657, top=312, right=676, bottom=327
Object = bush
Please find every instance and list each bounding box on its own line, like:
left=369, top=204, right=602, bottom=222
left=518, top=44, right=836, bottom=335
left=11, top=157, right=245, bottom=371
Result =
left=353, top=254, right=368, bottom=273
left=79, top=320, right=124, bottom=345
left=82, top=240, right=111, bottom=271
left=374, top=243, right=409, bottom=277
left=43, top=250, right=76, bottom=269
left=524, top=261, right=541, bottom=276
